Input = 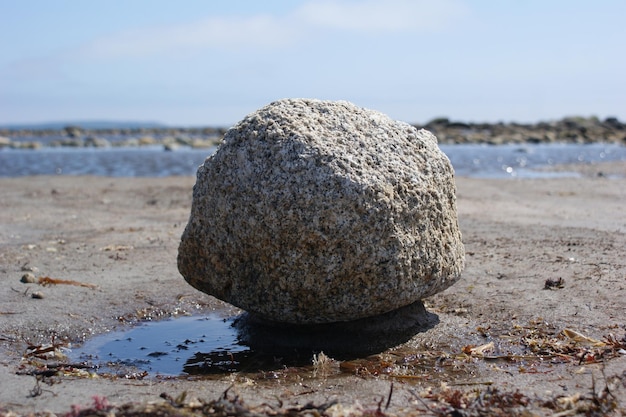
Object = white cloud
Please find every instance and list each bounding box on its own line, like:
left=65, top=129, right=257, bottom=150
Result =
left=296, top=0, right=469, bottom=33
left=74, top=0, right=469, bottom=60
left=80, top=14, right=296, bottom=60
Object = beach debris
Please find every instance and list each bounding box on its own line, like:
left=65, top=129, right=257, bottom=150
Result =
left=20, top=272, right=98, bottom=289
left=100, top=244, right=134, bottom=251
left=37, top=276, right=98, bottom=289
left=542, top=370, right=623, bottom=416
left=155, top=387, right=341, bottom=417
left=64, top=395, right=111, bottom=416
left=9, top=371, right=623, bottom=417
left=462, top=341, right=495, bottom=357
left=561, top=328, right=604, bottom=346
left=515, top=323, right=626, bottom=364
left=101, top=244, right=133, bottom=260
left=179, top=98, right=464, bottom=324
left=312, top=351, right=338, bottom=377
left=544, top=277, right=565, bottom=289
left=20, top=272, right=37, bottom=283
left=23, top=343, right=67, bottom=361
left=20, top=263, right=39, bottom=272
left=31, top=291, right=44, bottom=299
left=415, top=385, right=530, bottom=416
left=329, top=321, right=626, bottom=384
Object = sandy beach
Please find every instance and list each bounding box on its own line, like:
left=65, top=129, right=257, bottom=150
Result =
left=1, top=162, right=625, bottom=416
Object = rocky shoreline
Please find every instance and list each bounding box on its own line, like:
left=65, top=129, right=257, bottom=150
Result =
left=0, top=126, right=227, bottom=150
left=1, top=116, right=624, bottom=149
left=420, top=115, right=626, bottom=145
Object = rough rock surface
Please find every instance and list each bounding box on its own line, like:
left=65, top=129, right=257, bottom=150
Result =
left=178, top=99, right=464, bottom=324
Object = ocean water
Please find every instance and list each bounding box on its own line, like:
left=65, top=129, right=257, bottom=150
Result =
left=0, top=143, right=624, bottom=178
left=439, top=142, right=625, bottom=178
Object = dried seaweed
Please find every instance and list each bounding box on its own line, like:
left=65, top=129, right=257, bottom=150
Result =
left=414, top=385, right=530, bottom=417
left=37, top=276, right=98, bottom=289
left=61, top=388, right=340, bottom=417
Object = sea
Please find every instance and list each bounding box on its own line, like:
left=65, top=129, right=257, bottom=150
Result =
left=0, top=142, right=625, bottom=178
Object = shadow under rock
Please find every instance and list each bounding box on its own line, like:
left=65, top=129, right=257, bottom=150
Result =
left=183, top=300, right=438, bottom=374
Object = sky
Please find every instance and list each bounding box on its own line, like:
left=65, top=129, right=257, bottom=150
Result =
left=1, top=0, right=625, bottom=127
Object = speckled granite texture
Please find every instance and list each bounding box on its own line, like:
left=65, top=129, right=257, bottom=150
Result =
left=178, top=99, right=464, bottom=324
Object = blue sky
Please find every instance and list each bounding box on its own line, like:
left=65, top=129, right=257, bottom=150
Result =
left=1, top=0, right=624, bottom=126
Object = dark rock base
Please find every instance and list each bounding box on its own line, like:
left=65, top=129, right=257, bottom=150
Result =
left=233, top=300, right=438, bottom=360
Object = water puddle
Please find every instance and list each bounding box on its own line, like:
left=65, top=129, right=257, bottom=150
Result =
left=69, top=315, right=249, bottom=376
left=69, top=301, right=439, bottom=377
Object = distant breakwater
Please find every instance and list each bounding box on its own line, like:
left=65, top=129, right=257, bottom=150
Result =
left=1, top=116, right=624, bottom=149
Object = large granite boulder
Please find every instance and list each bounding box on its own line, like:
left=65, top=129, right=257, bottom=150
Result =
left=178, top=99, right=464, bottom=324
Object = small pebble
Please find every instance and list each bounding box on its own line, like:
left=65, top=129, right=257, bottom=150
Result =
left=21, top=273, right=37, bottom=283
left=31, top=291, right=45, bottom=299
left=20, top=265, right=39, bottom=272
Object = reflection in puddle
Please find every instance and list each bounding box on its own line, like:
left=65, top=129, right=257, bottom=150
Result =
left=70, top=315, right=247, bottom=376
left=70, top=301, right=439, bottom=377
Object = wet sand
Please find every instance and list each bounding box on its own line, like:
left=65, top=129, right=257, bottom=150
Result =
left=1, top=162, right=625, bottom=415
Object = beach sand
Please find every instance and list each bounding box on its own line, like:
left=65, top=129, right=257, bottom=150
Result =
left=1, top=162, right=625, bottom=415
